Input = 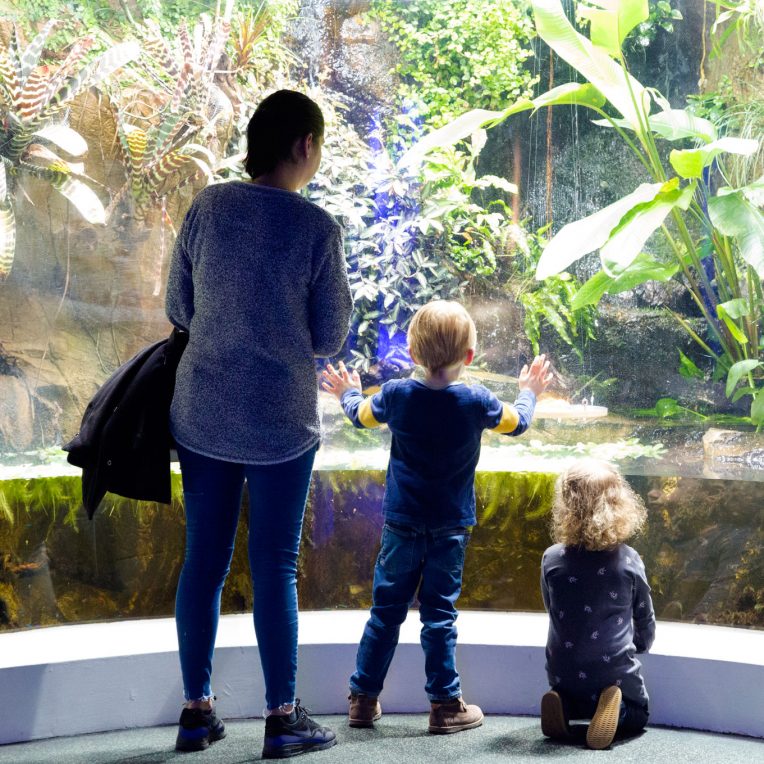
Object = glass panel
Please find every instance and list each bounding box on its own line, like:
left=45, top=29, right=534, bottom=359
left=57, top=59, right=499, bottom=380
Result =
left=1, top=0, right=762, bottom=634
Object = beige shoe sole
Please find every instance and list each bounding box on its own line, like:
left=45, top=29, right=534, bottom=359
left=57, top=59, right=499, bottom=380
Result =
left=428, top=711, right=484, bottom=734
left=541, top=691, right=570, bottom=739
left=587, top=686, right=622, bottom=750
left=348, top=710, right=382, bottom=728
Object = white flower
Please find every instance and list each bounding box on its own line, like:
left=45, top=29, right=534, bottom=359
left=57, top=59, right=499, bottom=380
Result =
left=625, top=556, right=633, bottom=565
left=617, top=616, right=624, bottom=625
left=602, top=655, right=611, bottom=663
left=616, top=679, right=622, bottom=687
left=565, top=641, right=574, bottom=649
left=591, top=630, right=599, bottom=640
left=568, top=576, right=578, bottom=584
left=578, top=671, right=587, bottom=680
left=584, top=605, right=593, bottom=614
left=597, top=567, right=606, bottom=576
left=638, top=601, right=646, bottom=609
left=609, top=591, right=618, bottom=599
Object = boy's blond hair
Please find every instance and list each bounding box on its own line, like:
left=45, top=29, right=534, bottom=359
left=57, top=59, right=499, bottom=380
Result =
left=407, top=300, right=477, bottom=373
left=551, top=458, right=646, bottom=551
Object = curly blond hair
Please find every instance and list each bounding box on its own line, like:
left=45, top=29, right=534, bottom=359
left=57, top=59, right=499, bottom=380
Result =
left=551, top=458, right=646, bottom=551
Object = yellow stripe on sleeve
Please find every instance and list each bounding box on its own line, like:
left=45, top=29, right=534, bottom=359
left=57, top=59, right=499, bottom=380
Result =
left=358, top=398, right=382, bottom=428
left=490, top=403, right=520, bottom=434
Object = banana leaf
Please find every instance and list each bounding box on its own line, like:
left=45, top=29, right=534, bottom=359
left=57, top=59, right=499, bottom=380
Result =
left=670, top=137, right=759, bottom=179
left=600, top=180, right=696, bottom=275
left=592, top=108, right=718, bottom=142
left=532, top=0, right=649, bottom=132
left=535, top=182, right=662, bottom=279
left=709, top=190, right=764, bottom=280
left=571, top=252, right=679, bottom=309
left=399, top=82, right=605, bottom=168
left=577, top=0, right=649, bottom=58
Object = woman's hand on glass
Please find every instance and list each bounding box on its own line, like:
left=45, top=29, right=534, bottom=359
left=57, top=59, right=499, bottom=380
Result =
left=321, top=361, right=362, bottom=400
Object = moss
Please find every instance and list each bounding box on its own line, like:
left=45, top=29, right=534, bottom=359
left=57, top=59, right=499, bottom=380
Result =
left=0, top=469, right=761, bottom=631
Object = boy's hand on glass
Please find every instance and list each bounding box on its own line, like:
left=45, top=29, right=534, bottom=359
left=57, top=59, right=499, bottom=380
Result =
left=321, top=361, right=362, bottom=400
left=519, top=354, right=553, bottom=397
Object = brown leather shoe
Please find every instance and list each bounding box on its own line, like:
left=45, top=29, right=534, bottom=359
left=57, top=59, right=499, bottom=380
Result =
left=586, top=685, right=622, bottom=749
left=348, top=693, right=382, bottom=728
left=428, top=697, right=483, bottom=734
left=541, top=690, right=570, bottom=739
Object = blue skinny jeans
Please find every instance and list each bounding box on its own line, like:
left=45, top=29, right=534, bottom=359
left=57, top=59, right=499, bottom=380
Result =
left=175, top=442, right=316, bottom=709
left=349, top=522, right=470, bottom=702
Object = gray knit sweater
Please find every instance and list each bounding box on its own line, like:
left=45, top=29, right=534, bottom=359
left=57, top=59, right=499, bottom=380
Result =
left=166, top=181, right=353, bottom=464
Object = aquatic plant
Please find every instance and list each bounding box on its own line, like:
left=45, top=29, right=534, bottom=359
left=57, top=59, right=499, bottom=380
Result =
left=404, top=0, right=764, bottom=423
left=0, top=22, right=138, bottom=281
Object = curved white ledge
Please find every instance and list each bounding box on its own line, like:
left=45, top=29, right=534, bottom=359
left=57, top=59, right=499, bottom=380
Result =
left=1, top=612, right=762, bottom=743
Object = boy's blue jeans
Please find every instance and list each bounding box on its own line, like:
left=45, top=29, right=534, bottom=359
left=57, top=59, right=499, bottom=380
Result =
left=175, top=442, right=316, bottom=709
left=349, top=522, right=470, bottom=702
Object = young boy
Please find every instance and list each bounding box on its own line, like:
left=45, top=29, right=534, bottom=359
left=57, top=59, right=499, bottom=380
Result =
left=322, top=300, right=552, bottom=733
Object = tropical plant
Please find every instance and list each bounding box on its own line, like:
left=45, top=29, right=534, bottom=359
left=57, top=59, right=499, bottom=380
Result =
left=578, top=0, right=682, bottom=51
left=399, top=0, right=764, bottom=424
left=709, top=0, right=764, bottom=60
left=0, top=22, right=138, bottom=282
left=310, top=112, right=464, bottom=372
left=92, top=5, right=244, bottom=303
left=371, top=0, right=538, bottom=128
left=511, top=225, right=597, bottom=362
left=136, top=8, right=235, bottom=145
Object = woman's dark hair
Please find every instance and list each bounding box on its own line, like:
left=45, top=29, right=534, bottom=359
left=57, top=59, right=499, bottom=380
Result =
left=245, top=90, right=324, bottom=179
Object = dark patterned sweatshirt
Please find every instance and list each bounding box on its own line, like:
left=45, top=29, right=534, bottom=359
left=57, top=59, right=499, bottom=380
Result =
left=541, top=542, right=656, bottom=707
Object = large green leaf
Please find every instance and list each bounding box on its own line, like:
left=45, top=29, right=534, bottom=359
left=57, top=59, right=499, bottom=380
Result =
left=670, top=137, right=759, bottom=179
left=717, top=298, right=750, bottom=320
left=536, top=182, right=662, bottom=279
left=742, top=175, right=764, bottom=207
left=571, top=252, right=679, bottom=309
left=399, top=83, right=607, bottom=168
left=577, top=0, right=649, bottom=57
left=601, top=180, right=696, bottom=275
left=751, top=394, right=764, bottom=426
left=397, top=108, right=507, bottom=169
left=709, top=191, right=764, bottom=279
left=530, top=82, right=607, bottom=112
left=532, top=0, right=649, bottom=131
left=592, top=108, right=718, bottom=142
left=716, top=302, right=748, bottom=344
left=726, top=359, right=762, bottom=398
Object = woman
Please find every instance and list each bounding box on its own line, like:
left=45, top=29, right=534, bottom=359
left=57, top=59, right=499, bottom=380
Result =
left=166, top=90, right=352, bottom=759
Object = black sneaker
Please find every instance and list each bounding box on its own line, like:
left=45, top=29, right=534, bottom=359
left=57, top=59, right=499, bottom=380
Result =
left=175, top=706, right=226, bottom=752
left=262, top=700, right=337, bottom=759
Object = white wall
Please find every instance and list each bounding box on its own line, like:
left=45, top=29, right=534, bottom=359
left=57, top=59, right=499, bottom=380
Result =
left=1, top=612, right=762, bottom=744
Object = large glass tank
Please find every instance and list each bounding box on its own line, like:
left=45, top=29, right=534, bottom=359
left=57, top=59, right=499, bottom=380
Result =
left=0, top=0, right=762, bottom=633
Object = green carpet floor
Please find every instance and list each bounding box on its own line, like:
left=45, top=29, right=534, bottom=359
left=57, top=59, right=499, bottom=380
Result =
left=0, top=716, right=761, bottom=763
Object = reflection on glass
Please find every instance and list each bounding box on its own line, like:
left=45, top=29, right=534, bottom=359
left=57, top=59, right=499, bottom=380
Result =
left=0, top=1, right=762, bottom=633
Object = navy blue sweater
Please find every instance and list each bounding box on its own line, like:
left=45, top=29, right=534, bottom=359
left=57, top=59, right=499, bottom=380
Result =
left=341, top=380, right=536, bottom=527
